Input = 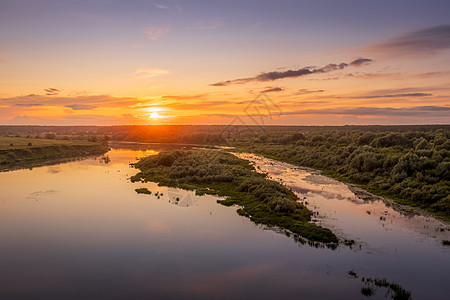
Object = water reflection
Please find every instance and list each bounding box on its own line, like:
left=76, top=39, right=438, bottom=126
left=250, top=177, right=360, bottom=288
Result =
left=235, top=153, right=450, bottom=248
left=0, top=147, right=448, bottom=299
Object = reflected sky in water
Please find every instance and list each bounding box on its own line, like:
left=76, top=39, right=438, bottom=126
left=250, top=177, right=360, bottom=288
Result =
left=0, top=149, right=449, bottom=299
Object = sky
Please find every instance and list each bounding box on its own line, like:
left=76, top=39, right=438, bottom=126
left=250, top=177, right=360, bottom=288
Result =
left=0, top=0, right=449, bottom=126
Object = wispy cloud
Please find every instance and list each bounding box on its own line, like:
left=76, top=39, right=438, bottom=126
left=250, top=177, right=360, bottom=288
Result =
left=135, top=67, right=170, bottom=79
left=0, top=94, right=137, bottom=109
left=262, top=87, right=283, bottom=93
left=206, top=106, right=450, bottom=118
left=210, top=58, right=372, bottom=86
left=295, top=89, right=324, bottom=95
left=345, top=92, right=432, bottom=99
left=161, top=94, right=207, bottom=100
left=367, top=24, right=450, bottom=57
left=65, top=104, right=97, bottom=110
left=145, top=26, right=170, bottom=40
left=154, top=3, right=169, bottom=9
left=195, top=18, right=224, bottom=30
left=14, top=103, right=43, bottom=107
left=280, top=106, right=450, bottom=117
left=349, top=58, right=373, bottom=66
left=44, top=88, right=60, bottom=96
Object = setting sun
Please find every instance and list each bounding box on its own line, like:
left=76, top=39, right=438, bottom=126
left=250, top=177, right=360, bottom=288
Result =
left=149, top=112, right=163, bottom=119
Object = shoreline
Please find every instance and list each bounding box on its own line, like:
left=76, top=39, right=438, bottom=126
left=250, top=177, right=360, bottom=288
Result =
left=0, top=143, right=109, bottom=172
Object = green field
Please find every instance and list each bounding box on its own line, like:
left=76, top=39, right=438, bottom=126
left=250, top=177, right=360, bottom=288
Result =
left=0, top=136, right=99, bottom=150
left=0, top=136, right=109, bottom=170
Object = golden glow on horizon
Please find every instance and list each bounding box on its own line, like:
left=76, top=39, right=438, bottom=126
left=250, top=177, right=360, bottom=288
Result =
left=149, top=112, right=163, bottom=119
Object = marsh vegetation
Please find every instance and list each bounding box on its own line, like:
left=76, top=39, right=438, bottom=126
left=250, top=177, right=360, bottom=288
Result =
left=132, top=149, right=338, bottom=245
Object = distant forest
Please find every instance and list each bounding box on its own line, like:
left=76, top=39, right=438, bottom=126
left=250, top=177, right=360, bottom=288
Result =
left=1, top=124, right=449, bottom=218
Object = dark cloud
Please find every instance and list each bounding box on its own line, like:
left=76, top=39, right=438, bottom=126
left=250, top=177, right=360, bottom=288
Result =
left=368, top=24, right=450, bottom=56
left=281, top=106, right=450, bottom=117
left=210, top=59, right=371, bottom=86
left=14, top=103, right=43, bottom=107
left=44, top=88, right=60, bottom=96
left=262, top=87, right=283, bottom=93
left=336, top=92, right=432, bottom=99
left=349, top=58, right=373, bottom=66
left=295, top=89, right=324, bottom=95
left=0, top=94, right=137, bottom=108
left=65, top=104, right=97, bottom=110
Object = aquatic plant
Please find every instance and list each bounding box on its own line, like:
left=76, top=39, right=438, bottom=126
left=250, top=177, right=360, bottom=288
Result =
left=135, top=188, right=151, bottom=195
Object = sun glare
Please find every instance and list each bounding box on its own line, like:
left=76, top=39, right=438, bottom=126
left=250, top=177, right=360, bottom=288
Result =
left=149, top=112, right=162, bottom=119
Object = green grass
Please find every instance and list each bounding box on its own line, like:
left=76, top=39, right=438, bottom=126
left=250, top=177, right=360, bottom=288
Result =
left=132, top=149, right=338, bottom=246
left=0, top=136, right=109, bottom=170
left=0, top=136, right=97, bottom=150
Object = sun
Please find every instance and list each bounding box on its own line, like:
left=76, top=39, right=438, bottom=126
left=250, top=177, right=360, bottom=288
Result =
left=149, top=112, right=162, bottom=119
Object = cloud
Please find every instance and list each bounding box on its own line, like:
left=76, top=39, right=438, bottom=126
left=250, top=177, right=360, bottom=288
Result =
left=195, top=19, right=224, bottom=30
left=367, top=24, right=450, bottom=57
left=262, top=87, right=283, bottom=93
left=44, top=88, right=60, bottom=96
left=161, top=94, right=207, bottom=100
left=280, top=106, right=450, bottom=117
left=350, top=92, right=432, bottom=99
left=295, top=89, right=324, bottom=95
left=154, top=3, right=169, bottom=9
left=135, top=67, right=170, bottom=79
left=145, top=26, right=170, bottom=40
left=349, top=58, right=373, bottom=66
left=210, top=59, right=372, bottom=86
left=0, top=94, right=138, bottom=109
left=164, top=100, right=232, bottom=110
left=65, top=104, right=97, bottom=110
left=205, top=106, right=450, bottom=119
left=14, top=103, right=43, bottom=107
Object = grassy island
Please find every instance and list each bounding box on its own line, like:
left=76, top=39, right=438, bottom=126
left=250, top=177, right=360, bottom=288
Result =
left=131, top=149, right=338, bottom=245
left=0, top=136, right=109, bottom=171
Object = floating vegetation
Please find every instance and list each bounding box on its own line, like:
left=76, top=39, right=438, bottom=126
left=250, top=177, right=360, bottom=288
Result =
left=347, top=270, right=412, bottom=300
left=361, top=287, right=375, bottom=296
left=344, top=239, right=355, bottom=246
left=347, top=270, right=358, bottom=278
left=135, top=188, right=151, bottom=195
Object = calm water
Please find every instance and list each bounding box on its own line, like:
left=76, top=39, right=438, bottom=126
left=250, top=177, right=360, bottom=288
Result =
left=0, top=148, right=449, bottom=299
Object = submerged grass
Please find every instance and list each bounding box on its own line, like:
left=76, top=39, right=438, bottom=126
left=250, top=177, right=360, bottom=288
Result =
left=132, top=149, right=338, bottom=245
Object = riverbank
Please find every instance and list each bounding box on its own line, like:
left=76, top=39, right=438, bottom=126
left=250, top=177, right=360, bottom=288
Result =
left=233, top=144, right=449, bottom=222
left=131, top=149, right=338, bottom=246
left=0, top=137, right=109, bottom=171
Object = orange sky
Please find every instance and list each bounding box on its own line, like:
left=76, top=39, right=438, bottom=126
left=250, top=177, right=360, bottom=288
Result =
left=1, top=1, right=449, bottom=125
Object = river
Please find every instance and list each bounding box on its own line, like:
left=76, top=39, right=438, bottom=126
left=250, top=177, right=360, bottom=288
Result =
left=0, top=147, right=448, bottom=299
